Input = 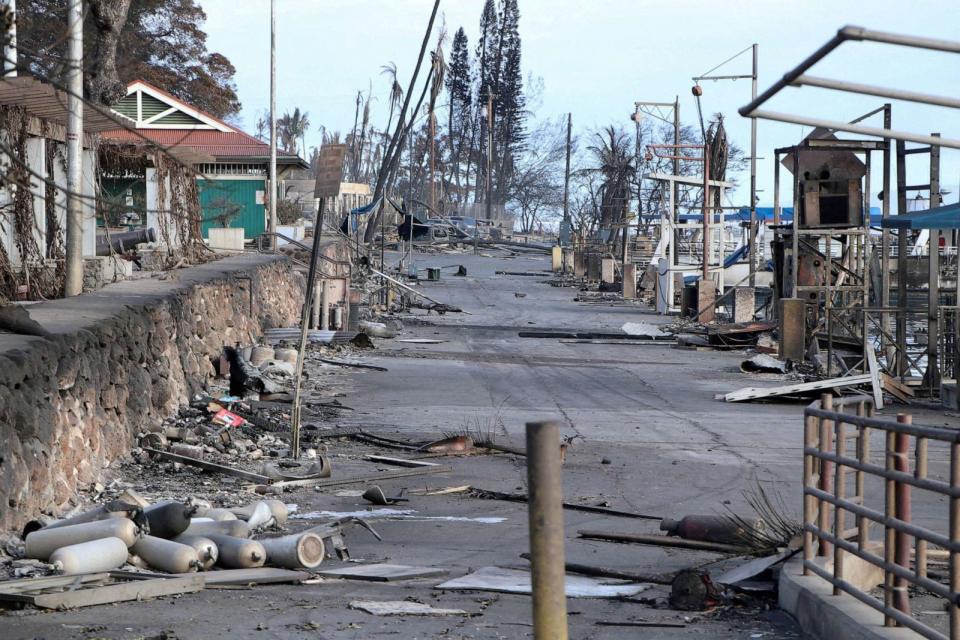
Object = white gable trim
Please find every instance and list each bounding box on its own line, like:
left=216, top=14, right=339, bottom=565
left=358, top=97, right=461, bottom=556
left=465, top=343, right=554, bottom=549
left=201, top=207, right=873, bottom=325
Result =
left=125, top=81, right=233, bottom=132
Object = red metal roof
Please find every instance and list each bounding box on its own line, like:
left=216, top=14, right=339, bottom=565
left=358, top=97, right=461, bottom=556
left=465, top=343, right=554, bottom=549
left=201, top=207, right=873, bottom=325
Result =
left=102, top=128, right=302, bottom=163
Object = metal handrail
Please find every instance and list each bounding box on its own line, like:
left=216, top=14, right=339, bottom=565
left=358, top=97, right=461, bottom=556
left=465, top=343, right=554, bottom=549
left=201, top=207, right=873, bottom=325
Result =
left=803, top=393, right=960, bottom=639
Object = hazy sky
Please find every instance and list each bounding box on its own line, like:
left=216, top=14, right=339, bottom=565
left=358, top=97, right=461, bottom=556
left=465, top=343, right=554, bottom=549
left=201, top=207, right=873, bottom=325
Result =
left=202, top=0, right=959, bottom=209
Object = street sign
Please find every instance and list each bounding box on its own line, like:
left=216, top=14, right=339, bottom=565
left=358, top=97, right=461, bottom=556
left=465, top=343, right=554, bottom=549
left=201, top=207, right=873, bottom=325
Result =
left=314, top=144, right=347, bottom=198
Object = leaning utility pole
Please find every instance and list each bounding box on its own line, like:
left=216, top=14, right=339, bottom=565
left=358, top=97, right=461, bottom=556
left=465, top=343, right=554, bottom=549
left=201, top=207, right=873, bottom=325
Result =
left=268, top=0, right=278, bottom=252
left=64, top=0, right=83, bottom=296
left=481, top=90, right=494, bottom=255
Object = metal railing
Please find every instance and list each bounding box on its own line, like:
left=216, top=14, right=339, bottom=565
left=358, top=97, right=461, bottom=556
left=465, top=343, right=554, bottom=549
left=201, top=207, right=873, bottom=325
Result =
left=803, top=393, right=960, bottom=639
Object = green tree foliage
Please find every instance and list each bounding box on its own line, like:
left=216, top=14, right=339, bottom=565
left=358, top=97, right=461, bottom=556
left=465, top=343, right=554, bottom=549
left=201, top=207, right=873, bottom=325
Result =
left=18, top=0, right=241, bottom=117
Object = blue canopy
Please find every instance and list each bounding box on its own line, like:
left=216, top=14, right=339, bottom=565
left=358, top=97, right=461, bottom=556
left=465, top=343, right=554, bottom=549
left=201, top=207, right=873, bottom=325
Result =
left=880, top=202, right=960, bottom=230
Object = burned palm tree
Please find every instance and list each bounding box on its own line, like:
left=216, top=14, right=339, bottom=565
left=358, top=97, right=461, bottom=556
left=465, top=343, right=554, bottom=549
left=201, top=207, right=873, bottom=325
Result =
left=588, top=126, right=635, bottom=248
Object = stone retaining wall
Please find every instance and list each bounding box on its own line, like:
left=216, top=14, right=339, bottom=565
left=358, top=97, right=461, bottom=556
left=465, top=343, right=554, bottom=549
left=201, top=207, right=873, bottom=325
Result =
left=0, top=254, right=304, bottom=532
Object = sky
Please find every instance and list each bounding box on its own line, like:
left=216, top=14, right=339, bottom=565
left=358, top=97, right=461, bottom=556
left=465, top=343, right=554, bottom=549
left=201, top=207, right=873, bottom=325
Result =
left=201, top=0, right=960, bottom=210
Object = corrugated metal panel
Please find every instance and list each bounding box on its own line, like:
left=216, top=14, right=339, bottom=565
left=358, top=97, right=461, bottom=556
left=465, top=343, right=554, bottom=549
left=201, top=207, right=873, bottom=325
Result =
left=198, top=179, right=266, bottom=239
left=103, top=128, right=304, bottom=163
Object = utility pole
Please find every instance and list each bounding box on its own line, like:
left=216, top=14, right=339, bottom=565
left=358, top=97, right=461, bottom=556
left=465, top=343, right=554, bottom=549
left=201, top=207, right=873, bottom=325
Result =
left=481, top=91, right=494, bottom=255
left=268, top=0, right=277, bottom=253
left=63, top=0, right=83, bottom=297
left=692, top=43, right=759, bottom=285
left=4, top=0, right=16, bottom=76
left=561, top=112, right=572, bottom=244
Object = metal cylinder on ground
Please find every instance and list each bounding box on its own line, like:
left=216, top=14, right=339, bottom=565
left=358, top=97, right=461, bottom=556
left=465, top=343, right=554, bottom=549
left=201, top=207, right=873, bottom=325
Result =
left=144, top=501, right=197, bottom=539
left=320, top=281, right=329, bottom=331
left=249, top=345, right=274, bottom=367
left=230, top=500, right=287, bottom=526
left=184, top=519, right=250, bottom=539
left=25, top=519, right=140, bottom=561
left=259, top=532, right=325, bottom=569
left=274, top=348, right=297, bottom=365
left=525, top=420, right=569, bottom=640
left=659, top=515, right=764, bottom=546
left=205, top=534, right=265, bottom=568
left=311, top=281, right=322, bottom=329
left=131, top=535, right=201, bottom=573
left=333, top=306, right=343, bottom=330
left=40, top=504, right=120, bottom=530
left=203, top=508, right=238, bottom=522
left=172, top=534, right=219, bottom=570
left=50, top=537, right=129, bottom=575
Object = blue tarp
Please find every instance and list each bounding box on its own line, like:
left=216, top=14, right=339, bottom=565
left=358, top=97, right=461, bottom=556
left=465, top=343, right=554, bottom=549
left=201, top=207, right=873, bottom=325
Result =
left=880, top=202, right=960, bottom=230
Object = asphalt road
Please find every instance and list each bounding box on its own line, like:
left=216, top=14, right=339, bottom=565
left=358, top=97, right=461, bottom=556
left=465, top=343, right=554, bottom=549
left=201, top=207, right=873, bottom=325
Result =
left=14, top=250, right=955, bottom=639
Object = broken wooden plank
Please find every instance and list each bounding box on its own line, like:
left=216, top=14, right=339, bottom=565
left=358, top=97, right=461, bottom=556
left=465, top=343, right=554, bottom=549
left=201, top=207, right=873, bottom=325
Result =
left=0, top=573, right=110, bottom=595
left=317, top=563, right=448, bottom=582
left=271, top=465, right=452, bottom=490
left=0, top=574, right=203, bottom=609
left=866, top=346, right=885, bottom=410
left=881, top=373, right=915, bottom=403
left=143, top=448, right=272, bottom=483
left=718, top=374, right=873, bottom=403
left=577, top=530, right=752, bottom=554
left=115, top=568, right=309, bottom=586
left=365, top=455, right=440, bottom=468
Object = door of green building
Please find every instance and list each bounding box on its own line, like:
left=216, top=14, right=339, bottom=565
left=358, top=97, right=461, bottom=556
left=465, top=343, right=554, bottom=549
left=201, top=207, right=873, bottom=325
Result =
left=198, top=178, right=267, bottom=240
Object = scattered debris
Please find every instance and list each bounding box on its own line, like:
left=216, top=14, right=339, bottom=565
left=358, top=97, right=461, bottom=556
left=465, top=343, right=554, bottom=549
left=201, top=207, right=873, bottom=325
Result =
left=435, top=566, right=649, bottom=598
left=669, top=569, right=721, bottom=611
left=577, top=530, right=752, bottom=554
left=361, top=486, right=408, bottom=506
left=717, top=374, right=873, bottom=403
left=349, top=600, right=468, bottom=616
left=420, top=435, right=474, bottom=454
left=740, top=354, right=789, bottom=374
left=318, top=563, right=448, bottom=582
left=0, top=573, right=203, bottom=609
left=660, top=514, right=765, bottom=546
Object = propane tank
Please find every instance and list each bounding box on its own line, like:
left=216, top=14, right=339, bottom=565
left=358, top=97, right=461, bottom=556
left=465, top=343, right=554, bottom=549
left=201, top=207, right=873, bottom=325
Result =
left=249, top=345, right=274, bottom=367
left=203, top=508, right=239, bottom=522
left=50, top=537, right=129, bottom=575
left=190, top=499, right=212, bottom=517
left=659, top=515, right=765, bottom=546
left=230, top=500, right=288, bottom=526
left=274, top=347, right=297, bottom=365
left=259, top=532, right=325, bottom=569
left=184, top=519, right=250, bottom=538
left=25, top=519, right=140, bottom=561
left=144, top=501, right=197, bottom=539
left=42, top=504, right=125, bottom=530
left=205, top=534, right=266, bottom=568
left=172, top=534, right=219, bottom=570
left=131, top=536, right=201, bottom=573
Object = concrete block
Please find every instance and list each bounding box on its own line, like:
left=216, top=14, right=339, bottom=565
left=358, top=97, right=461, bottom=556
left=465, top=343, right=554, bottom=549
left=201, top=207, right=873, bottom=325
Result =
left=562, top=248, right=574, bottom=274
left=622, top=264, right=637, bottom=299
left=780, top=298, right=806, bottom=361
left=779, top=557, right=918, bottom=640
left=587, top=255, right=601, bottom=280
left=732, top=287, right=755, bottom=323
left=208, top=228, right=245, bottom=251
left=551, top=246, right=562, bottom=272
left=600, top=258, right=615, bottom=284
left=697, top=279, right=715, bottom=323
left=574, top=251, right=586, bottom=277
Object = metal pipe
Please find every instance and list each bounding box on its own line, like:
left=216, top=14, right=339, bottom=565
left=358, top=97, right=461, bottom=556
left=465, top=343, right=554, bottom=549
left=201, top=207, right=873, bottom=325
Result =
left=950, top=442, right=960, bottom=638
left=747, top=109, right=960, bottom=151
left=818, top=394, right=834, bottom=557
left=885, top=430, right=896, bottom=625
left=268, top=0, right=277, bottom=253
left=702, top=146, right=710, bottom=281
left=794, top=75, right=960, bottom=110
left=915, top=436, right=929, bottom=579
left=833, top=415, right=847, bottom=595
left=803, top=413, right=817, bottom=575
left=749, top=43, right=758, bottom=287
left=893, top=418, right=912, bottom=617
left=63, top=0, right=83, bottom=297
left=525, top=420, right=568, bottom=640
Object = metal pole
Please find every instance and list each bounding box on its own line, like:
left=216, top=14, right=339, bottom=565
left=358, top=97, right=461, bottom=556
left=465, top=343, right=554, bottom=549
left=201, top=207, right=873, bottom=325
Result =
left=893, top=415, right=912, bottom=617
left=481, top=91, right=493, bottom=255
left=926, top=134, right=941, bottom=396
left=562, top=113, right=571, bottom=230
left=290, top=197, right=325, bottom=459
left=881, top=105, right=892, bottom=364
left=4, top=0, right=16, bottom=76
left=896, top=140, right=908, bottom=377
left=749, top=43, right=758, bottom=287
left=63, top=0, right=83, bottom=297
left=702, top=145, right=710, bottom=281
left=673, top=98, right=680, bottom=269
left=268, top=0, right=278, bottom=253
left=525, top=420, right=568, bottom=640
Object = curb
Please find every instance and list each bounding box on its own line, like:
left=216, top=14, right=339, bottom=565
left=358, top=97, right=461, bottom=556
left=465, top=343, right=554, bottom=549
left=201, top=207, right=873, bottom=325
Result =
left=779, top=557, right=920, bottom=640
